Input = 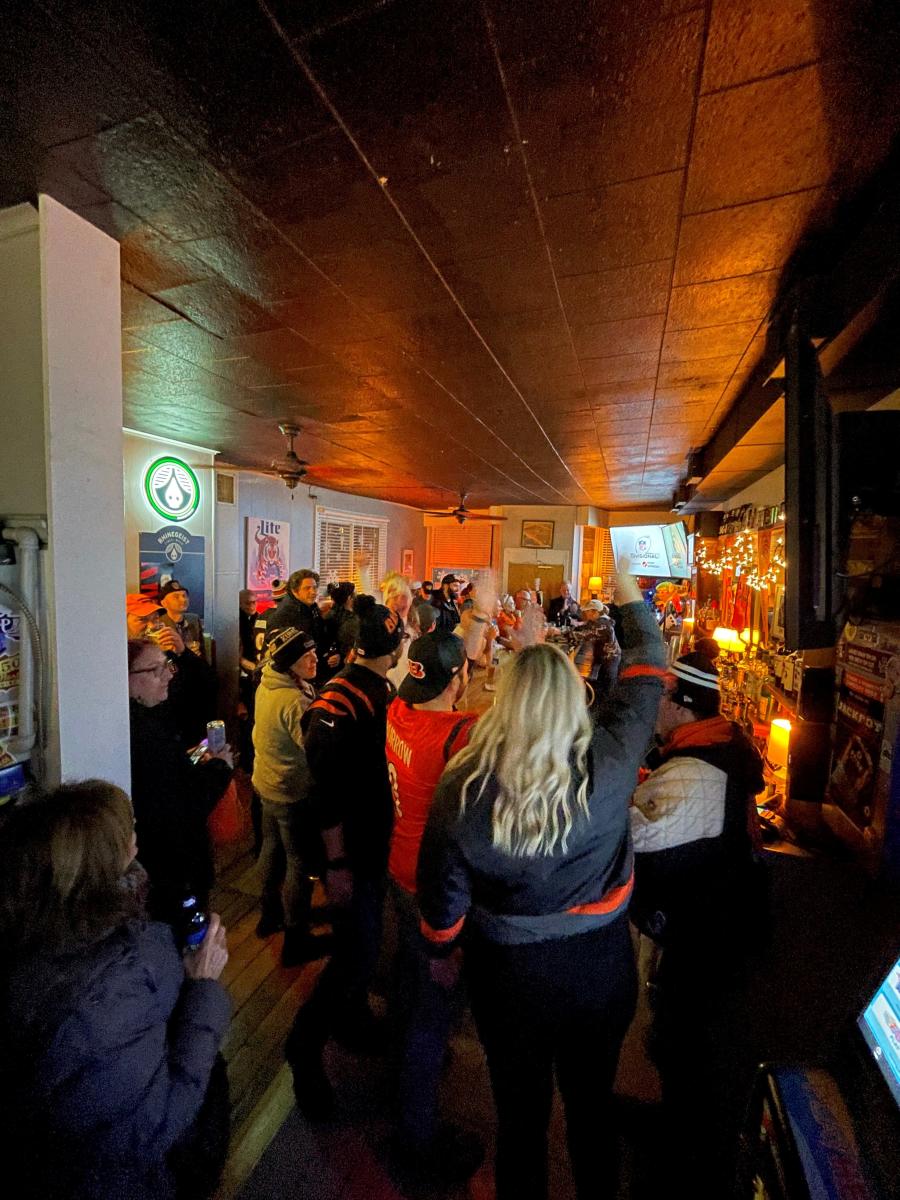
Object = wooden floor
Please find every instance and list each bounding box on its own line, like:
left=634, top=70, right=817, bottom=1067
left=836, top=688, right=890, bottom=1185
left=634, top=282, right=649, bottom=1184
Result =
left=211, top=831, right=328, bottom=1199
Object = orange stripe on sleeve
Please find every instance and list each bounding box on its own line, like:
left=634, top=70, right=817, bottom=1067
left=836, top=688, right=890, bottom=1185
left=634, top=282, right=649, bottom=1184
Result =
left=420, top=914, right=466, bottom=944
left=566, top=870, right=634, bottom=916
left=310, top=700, right=350, bottom=719
left=319, top=690, right=355, bottom=717
left=329, top=678, right=376, bottom=716
left=619, top=665, right=668, bottom=681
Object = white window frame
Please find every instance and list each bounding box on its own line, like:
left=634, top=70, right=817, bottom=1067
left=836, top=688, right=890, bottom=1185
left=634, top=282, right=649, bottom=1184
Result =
left=314, top=507, right=389, bottom=592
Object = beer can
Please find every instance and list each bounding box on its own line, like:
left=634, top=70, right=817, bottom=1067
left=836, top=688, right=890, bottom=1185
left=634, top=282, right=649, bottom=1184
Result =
left=206, top=720, right=226, bottom=754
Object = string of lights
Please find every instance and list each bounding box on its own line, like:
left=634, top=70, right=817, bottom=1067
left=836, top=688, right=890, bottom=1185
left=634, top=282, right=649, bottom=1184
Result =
left=696, top=532, right=786, bottom=590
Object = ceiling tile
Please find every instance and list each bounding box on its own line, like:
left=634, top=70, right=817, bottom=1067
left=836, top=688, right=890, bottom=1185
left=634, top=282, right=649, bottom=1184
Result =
left=121, top=284, right=180, bottom=331
left=676, top=188, right=826, bottom=284
left=657, top=357, right=740, bottom=389
left=702, top=0, right=821, bottom=93
left=587, top=383, right=657, bottom=408
left=667, top=272, right=777, bottom=330
left=530, top=11, right=704, bottom=190
left=593, top=402, right=655, bottom=425
left=572, top=315, right=665, bottom=359
left=547, top=172, right=682, bottom=276
left=685, top=66, right=832, bottom=212
left=153, top=278, right=280, bottom=338
left=662, top=323, right=758, bottom=361
left=6, top=5, right=147, bottom=148
left=558, top=260, right=672, bottom=324
left=582, top=353, right=660, bottom=385
left=217, top=328, right=329, bottom=373
left=120, top=226, right=211, bottom=294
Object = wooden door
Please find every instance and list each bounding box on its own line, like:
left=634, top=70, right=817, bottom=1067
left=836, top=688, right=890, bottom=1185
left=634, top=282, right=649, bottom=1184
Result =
left=506, top=561, right=565, bottom=598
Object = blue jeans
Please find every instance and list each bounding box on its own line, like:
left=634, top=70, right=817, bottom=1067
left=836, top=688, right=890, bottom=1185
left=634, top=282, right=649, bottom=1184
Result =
left=257, top=800, right=312, bottom=930
left=390, top=881, right=462, bottom=1147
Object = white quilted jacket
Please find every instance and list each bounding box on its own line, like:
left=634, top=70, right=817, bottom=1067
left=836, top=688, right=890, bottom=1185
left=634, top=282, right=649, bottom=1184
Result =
left=630, top=756, right=728, bottom=853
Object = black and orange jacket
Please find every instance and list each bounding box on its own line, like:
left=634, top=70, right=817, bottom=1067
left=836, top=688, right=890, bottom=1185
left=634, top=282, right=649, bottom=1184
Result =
left=630, top=715, right=765, bottom=945
left=302, top=663, right=395, bottom=876
left=416, top=601, right=666, bottom=951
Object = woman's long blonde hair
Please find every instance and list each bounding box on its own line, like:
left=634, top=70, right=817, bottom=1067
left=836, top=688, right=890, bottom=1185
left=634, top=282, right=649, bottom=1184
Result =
left=450, top=643, right=592, bottom=856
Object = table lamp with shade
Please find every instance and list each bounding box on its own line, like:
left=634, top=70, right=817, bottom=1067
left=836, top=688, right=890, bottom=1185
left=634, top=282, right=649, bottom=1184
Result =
left=588, top=576, right=603, bottom=599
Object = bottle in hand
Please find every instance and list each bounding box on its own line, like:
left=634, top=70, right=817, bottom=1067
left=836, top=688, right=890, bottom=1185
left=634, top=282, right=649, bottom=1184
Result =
left=180, top=893, right=210, bottom=952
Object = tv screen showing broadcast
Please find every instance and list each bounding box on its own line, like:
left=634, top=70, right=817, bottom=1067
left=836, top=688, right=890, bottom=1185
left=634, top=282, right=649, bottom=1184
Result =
left=609, top=522, right=690, bottom=579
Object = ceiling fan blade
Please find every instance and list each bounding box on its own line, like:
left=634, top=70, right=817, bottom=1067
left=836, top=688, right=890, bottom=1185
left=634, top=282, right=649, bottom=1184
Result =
left=423, top=510, right=457, bottom=517
left=459, top=513, right=507, bottom=521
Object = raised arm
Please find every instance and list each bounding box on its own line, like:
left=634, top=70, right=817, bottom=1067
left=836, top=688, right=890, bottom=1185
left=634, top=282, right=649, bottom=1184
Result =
left=592, top=558, right=667, bottom=781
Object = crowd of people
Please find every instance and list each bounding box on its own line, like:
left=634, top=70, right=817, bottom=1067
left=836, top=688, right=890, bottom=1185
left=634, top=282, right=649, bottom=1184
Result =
left=0, top=558, right=769, bottom=1199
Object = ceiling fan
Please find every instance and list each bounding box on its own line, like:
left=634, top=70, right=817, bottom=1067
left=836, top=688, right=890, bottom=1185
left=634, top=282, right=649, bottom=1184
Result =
left=269, top=423, right=309, bottom=491
left=209, top=423, right=310, bottom=492
left=423, top=492, right=507, bottom=525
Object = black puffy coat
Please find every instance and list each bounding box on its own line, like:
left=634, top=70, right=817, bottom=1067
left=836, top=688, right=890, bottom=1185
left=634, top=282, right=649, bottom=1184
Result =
left=129, top=700, right=231, bottom=924
left=0, top=920, right=230, bottom=1200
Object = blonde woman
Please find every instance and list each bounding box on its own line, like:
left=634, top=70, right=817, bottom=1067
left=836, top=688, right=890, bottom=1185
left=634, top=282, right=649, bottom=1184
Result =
left=384, top=577, right=414, bottom=690
left=417, top=560, right=666, bottom=1200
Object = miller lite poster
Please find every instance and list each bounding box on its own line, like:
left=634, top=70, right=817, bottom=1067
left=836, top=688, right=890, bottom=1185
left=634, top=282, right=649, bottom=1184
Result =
left=246, top=518, right=290, bottom=592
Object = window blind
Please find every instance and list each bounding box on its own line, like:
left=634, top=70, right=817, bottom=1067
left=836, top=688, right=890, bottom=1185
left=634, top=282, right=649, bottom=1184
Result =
left=427, top=522, right=494, bottom=569
left=314, top=508, right=388, bottom=590
left=598, top=529, right=615, bottom=587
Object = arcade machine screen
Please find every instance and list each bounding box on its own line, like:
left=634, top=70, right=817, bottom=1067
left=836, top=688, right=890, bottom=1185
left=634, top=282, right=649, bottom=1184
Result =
left=740, top=947, right=900, bottom=1198
left=857, top=950, right=900, bottom=1108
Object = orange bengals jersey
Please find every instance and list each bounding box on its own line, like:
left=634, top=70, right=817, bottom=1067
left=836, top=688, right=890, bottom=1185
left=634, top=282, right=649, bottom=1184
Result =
left=386, top=698, right=478, bottom=893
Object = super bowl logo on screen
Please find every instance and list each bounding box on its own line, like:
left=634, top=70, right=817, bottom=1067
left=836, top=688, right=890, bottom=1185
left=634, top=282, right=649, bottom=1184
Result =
left=143, top=457, right=200, bottom=523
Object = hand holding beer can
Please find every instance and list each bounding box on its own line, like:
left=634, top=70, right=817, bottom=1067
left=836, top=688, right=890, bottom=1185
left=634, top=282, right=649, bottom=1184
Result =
left=206, top=720, right=227, bottom=755
left=144, top=612, right=166, bottom=645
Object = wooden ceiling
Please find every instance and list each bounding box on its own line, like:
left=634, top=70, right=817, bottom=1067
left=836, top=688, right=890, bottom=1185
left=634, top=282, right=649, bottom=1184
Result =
left=3, top=0, right=900, bottom=510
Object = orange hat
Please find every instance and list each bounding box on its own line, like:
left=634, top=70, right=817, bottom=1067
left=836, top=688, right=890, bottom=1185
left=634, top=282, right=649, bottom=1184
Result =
left=126, top=593, right=164, bottom=617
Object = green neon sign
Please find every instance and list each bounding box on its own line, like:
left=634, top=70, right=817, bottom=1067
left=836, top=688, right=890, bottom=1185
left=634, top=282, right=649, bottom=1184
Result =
left=143, top=456, right=201, bottom=522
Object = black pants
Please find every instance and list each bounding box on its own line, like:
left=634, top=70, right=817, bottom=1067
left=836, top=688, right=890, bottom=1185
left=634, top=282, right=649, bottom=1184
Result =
left=288, top=872, right=385, bottom=1053
left=649, top=934, right=756, bottom=1199
left=465, top=915, right=637, bottom=1200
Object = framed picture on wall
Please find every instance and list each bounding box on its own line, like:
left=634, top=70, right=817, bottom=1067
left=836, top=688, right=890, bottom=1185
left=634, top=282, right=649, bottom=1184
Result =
left=401, top=548, right=414, bottom=577
left=246, top=517, right=290, bottom=591
left=521, top=519, right=554, bottom=549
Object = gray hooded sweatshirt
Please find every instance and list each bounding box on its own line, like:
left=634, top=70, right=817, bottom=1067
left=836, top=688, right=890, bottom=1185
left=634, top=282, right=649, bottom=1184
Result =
left=251, top=665, right=315, bottom=805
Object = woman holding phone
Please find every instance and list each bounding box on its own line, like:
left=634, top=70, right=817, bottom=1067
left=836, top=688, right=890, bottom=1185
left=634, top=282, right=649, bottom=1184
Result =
left=127, top=638, right=233, bottom=925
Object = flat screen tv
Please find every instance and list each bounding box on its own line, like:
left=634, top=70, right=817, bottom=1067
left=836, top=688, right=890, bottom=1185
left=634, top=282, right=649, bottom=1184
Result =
left=609, top=522, right=690, bottom=578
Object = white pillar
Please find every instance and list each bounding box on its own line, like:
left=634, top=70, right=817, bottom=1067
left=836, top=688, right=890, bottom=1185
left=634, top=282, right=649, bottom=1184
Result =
left=0, top=196, right=130, bottom=791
